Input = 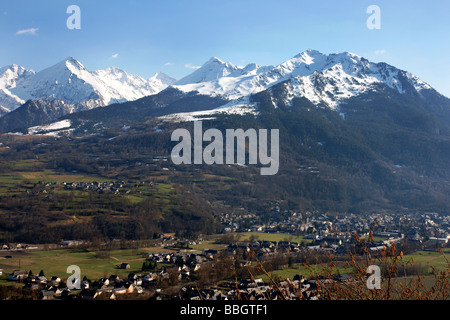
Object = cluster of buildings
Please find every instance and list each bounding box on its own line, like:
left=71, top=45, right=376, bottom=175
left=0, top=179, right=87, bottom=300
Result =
left=177, top=275, right=321, bottom=300
left=2, top=207, right=449, bottom=300
left=62, top=180, right=130, bottom=194
left=6, top=263, right=325, bottom=300
left=7, top=269, right=158, bottom=300
left=32, top=179, right=160, bottom=196
left=2, top=247, right=224, bottom=300
left=221, top=208, right=450, bottom=250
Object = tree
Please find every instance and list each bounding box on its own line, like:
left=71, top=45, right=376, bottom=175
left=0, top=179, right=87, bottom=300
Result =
left=175, top=256, right=184, bottom=267
left=288, top=255, right=294, bottom=268
left=167, top=267, right=179, bottom=286
left=142, top=260, right=157, bottom=271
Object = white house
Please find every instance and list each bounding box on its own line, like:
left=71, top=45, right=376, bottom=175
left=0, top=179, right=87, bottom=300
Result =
left=81, top=280, right=90, bottom=290
left=8, top=270, right=27, bottom=281
left=50, top=276, right=61, bottom=286
left=428, top=236, right=449, bottom=245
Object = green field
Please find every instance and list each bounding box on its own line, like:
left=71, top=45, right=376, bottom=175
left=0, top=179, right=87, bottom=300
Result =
left=254, top=248, right=450, bottom=283
left=403, top=249, right=450, bottom=274
left=256, top=264, right=347, bottom=282
left=256, top=249, right=450, bottom=283
left=189, top=232, right=312, bottom=251
left=0, top=248, right=161, bottom=284
left=235, top=232, right=312, bottom=244
left=190, top=240, right=228, bottom=251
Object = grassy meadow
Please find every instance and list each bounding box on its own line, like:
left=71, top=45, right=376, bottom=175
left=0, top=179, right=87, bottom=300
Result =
left=0, top=247, right=166, bottom=285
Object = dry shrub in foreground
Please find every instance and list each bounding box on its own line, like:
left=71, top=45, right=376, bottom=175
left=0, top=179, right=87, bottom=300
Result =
left=246, top=221, right=449, bottom=300
left=312, top=230, right=450, bottom=300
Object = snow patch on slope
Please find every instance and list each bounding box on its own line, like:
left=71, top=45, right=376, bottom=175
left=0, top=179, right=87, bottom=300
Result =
left=158, top=97, right=257, bottom=122
left=28, top=119, right=72, bottom=135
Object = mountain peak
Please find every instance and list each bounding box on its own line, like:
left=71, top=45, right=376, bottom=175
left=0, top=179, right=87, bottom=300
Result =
left=204, top=56, right=225, bottom=65
left=104, top=66, right=126, bottom=74
left=1, top=50, right=444, bottom=125
left=0, top=64, right=21, bottom=72
left=64, top=56, right=77, bottom=62
left=341, top=51, right=361, bottom=57
left=329, top=51, right=363, bottom=62
left=242, top=63, right=259, bottom=72
left=175, top=57, right=238, bottom=85
left=171, top=49, right=440, bottom=109
left=2, top=56, right=175, bottom=109
left=49, top=56, right=88, bottom=74
left=305, top=49, right=323, bottom=55
left=294, top=49, right=325, bottom=59
left=293, top=50, right=362, bottom=64
left=0, top=64, right=35, bottom=80
left=63, top=56, right=83, bottom=66
left=150, top=72, right=176, bottom=85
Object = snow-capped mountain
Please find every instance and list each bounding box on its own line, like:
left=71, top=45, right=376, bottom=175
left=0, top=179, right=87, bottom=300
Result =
left=1, top=50, right=438, bottom=117
left=172, top=49, right=435, bottom=110
left=0, top=64, right=36, bottom=91
left=0, top=57, right=176, bottom=113
left=2, top=49, right=448, bottom=134
left=0, top=64, right=36, bottom=112
left=148, top=72, right=177, bottom=90
left=93, top=67, right=175, bottom=104
left=10, top=57, right=107, bottom=109
left=175, top=57, right=241, bottom=85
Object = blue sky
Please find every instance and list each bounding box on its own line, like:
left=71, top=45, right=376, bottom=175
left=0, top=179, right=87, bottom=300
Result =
left=1, top=0, right=449, bottom=96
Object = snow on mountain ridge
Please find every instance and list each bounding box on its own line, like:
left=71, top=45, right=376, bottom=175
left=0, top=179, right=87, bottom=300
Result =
left=10, top=57, right=105, bottom=107
left=150, top=72, right=176, bottom=85
left=173, top=49, right=435, bottom=109
left=175, top=57, right=240, bottom=85
left=0, top=50, right=438, bottom=121
left=0, top=64, right=36, bottom=89
left=93, top=66, right=169, bottom=104
left=0, top=57, right=177, bottom=112
left=0, top=64, right=36, bottom=111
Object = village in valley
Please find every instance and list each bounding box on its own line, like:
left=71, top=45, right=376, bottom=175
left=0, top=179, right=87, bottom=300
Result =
left=1, top=208, right=449, bottom=300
